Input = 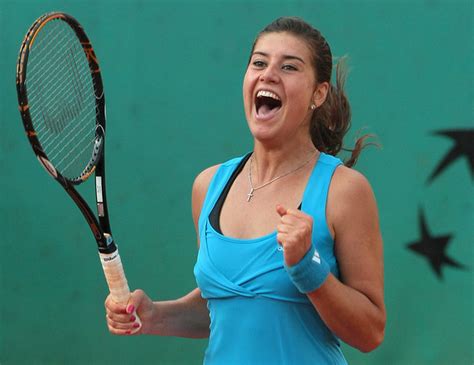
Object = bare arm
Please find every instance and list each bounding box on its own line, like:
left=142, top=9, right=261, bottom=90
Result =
left=307, top=166, right=385, bottom=352
left=276, top=166, right=385, bottom=352
left=105, top=288, right=209, bottom=338
left=105, top=165, right=220, bottom=338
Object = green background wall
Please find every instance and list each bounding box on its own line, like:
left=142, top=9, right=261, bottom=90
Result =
left=1, top=0, right=472, bottom=364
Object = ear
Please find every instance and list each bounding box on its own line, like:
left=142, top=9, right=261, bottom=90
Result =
left=312, top=81, right=330, bottom=108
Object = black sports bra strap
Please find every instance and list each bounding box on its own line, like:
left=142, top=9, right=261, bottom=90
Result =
left=209, top=153, right=252, bottom=233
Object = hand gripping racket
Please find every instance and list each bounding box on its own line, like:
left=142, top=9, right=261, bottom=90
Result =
left=16, top=12, right=141, bottom=329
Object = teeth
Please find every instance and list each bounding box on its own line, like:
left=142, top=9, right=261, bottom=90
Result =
left=257, top=90, right=281, bottom=101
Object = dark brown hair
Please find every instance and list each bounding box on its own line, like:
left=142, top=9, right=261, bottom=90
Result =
left=251, top=16, right=373, bottom=167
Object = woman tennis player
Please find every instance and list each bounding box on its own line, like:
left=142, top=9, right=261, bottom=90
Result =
left=105, top=16, right=386, bottom=364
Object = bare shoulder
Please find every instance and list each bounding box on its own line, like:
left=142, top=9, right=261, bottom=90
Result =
left=327, top=165, right=379, bottom=233
left=192, top=164, right=221, bottom=201
left=191, top=164, right=221, bottom=229
left=331, top=165, right=375, bottom=200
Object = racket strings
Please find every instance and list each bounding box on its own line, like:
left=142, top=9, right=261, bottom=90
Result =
left=26, top=18, right=98, bottom=181
left=53, top=127, right=98, bottom=173
left=38, top=71, right=95, bottom=150
left=27, top=22, right=93, bottom=117
left=28, top=31, right=86, bottom=119
left=29, top=28, right=93, bottom=132
left=27, top=26, right=71, bottom=86
left=44, top=111, right=95, bottom=166
left=29, top=43, right=88, bottom=122
left=60, top=135, right=100, bottom=176
left=36, top=80, right=95, bottom=148
left=27, top=24, right=67, bottom=74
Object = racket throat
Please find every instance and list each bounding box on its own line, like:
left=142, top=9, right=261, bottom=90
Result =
left=98, top=233, right=117, bottom=254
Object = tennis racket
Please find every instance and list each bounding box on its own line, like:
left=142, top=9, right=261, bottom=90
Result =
left=16, top=12, right=140, bottom=329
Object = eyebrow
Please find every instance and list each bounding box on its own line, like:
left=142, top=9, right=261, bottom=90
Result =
left=252, top=51, right=306, bottom=64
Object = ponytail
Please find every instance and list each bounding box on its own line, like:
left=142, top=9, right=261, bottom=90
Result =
left=310, top=58, right=375, bottom=168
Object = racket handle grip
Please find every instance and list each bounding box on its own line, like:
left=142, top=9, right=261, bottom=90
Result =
left=99, top=249, right=142, bottom=332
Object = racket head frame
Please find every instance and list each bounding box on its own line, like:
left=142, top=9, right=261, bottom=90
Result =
left=16, top=12, right=115, bottom=254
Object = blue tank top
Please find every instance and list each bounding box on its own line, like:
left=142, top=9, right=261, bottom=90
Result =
left=194, top=153, right=348, bottom=365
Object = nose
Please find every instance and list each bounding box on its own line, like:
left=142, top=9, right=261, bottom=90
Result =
left=259, top=65, right=280, bottom=83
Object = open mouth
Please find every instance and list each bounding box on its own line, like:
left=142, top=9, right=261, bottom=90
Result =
left=255, top=90, right=282, bottom=118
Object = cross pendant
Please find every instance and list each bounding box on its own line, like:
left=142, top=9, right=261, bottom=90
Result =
left=247, top=188, right=254, bottom=202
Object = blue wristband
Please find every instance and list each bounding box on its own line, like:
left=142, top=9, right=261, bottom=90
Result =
left=285, top=245, right=330, bottom=293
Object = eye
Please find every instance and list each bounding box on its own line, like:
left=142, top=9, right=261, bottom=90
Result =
left=282, top=64, right=298, bottom=71
left=252, top=60, right=266, bottom=68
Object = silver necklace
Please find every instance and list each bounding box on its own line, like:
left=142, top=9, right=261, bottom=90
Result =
left=247, top=152, right=316, bottom=202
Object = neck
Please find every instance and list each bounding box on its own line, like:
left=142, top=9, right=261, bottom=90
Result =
left=251, top=139, right=319, bottom=183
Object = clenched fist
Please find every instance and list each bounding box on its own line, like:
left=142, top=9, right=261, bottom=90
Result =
left=276, top=204, right=314, bottom=267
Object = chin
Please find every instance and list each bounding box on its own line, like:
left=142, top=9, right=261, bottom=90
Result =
left=249, top=126, right=282, bottom=146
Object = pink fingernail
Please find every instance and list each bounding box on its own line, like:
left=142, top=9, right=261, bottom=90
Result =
left=126, top=330, right=131, bottom=335
left=130, top=315, right=136, bottom=322
left=126, top=305, right=135, bottom=314
left=133, top=322, right=140, bottom=328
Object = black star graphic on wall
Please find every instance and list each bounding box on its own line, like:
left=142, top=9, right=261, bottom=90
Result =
left=406, top=208, right=466, bottom=280
left=427, top=128, right=474, bottom=184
